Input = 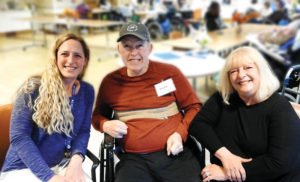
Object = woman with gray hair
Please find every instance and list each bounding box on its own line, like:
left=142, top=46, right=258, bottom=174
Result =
left=189, top=46, right=300, bottom=182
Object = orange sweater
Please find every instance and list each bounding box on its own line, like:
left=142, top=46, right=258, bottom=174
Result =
left=92, top=61, right=201, bottom=153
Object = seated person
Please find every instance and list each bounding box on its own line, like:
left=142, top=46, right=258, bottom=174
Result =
left=60, top=8, right=80, bottom=19
left=232, top=10, right=260, bottom=24
left=258, top=19, right=300, bottom=46
left=250, top=19, right=300, bottom=81
left=132, top=0, right=149, bottom=11
left=0, top=33, right=94, bottom=182
left=99, top=0, right=112, bottom=10
left=92, top=22, right=202, bottom=182
left=60, top=3, right=90, bottom=20
left=231, top=0, right=261, bottom=24
left=76, top=2, right=91, bottom=19
left=266, top=0, right=290, bottom=25
left=204, top=1, right=226, bottom=31
left=189, top=46, right=300, bottom=182
left=260, top=1, right=273, bottom=20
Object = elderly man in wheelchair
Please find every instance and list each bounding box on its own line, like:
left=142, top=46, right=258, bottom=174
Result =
left=92, top=22, right=203, bottom=182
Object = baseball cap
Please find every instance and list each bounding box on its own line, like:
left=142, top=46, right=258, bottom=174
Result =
left=117, top=22, right=151, bottom=42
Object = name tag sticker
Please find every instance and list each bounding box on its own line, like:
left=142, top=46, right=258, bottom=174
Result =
left=154, top=78, right=176, bottom=97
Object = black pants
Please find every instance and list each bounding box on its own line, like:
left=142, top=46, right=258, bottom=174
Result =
left=115, top=146, right=202, bottom=182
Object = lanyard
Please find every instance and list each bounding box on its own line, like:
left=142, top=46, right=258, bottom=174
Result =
left=64, top=83, right=77, bottom=158
left=69, top=83, right=76, bottom=110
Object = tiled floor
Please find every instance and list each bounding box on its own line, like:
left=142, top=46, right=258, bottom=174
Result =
left=0, top=31, right=216, bottom=181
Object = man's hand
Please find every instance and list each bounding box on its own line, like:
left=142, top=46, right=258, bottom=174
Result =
left=215, top=147, right=252, bottom=182
left=166, top=132, right=183, bottom=156
left=48, top=174, right=70, bottom=182
left=103, top=120, right=128, bottom=138
left=201, top=164, right=228, bottom=182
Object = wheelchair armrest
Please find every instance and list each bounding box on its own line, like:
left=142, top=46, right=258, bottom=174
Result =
left=86, top=149, right=100, bottom=182
left=100, top=133, right=116, bottom=182
left=103, top=133, right=115, bottom=149
left=188, top=135, right=207, bottom=169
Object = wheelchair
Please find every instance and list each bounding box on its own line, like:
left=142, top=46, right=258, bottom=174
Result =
left=98, top=133, right=206, bottom=182
left=280, top=64, right=300, bottom=103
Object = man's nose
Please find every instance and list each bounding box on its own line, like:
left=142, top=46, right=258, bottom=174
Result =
left=129, top=47, right=138, bottom=54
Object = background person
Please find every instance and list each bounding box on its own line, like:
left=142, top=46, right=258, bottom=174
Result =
left=204, top=1, right=226, bottom=31
left=92, top=22, right=202, bottom=182
left=189, top=46, right=300, bottom=182
left=0, top=32, right=94, bottom=182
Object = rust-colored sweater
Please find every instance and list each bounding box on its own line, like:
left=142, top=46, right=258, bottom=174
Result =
left=92, top=61, right=201, bottom=153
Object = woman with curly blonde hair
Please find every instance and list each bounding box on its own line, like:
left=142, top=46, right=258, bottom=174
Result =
left=1, top=33, right=94, bottom=182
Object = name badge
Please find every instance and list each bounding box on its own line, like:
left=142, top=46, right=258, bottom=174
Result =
left=154, top=78, right=176, bottom=97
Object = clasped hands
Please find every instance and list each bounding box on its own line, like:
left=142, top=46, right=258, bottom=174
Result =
left=202, top=147, right=252, bottom=182
left=103, top=120, right=183, bottom=155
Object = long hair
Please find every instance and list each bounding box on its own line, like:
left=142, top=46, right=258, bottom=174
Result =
left=219, top=46, right=280, bottom=105
left=17, top=32, right=90, bottom=136
left=208, top=1, right=220, bottom=16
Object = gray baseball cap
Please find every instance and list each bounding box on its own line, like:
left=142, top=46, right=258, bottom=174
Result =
left=117, top=22, right=151, bottom=42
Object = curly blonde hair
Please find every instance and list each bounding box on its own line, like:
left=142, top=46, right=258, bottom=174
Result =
left=18, top=33, right=90, bottom=136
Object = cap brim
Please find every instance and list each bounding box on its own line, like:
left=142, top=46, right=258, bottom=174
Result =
left=117, top=33, right=148, bottom=42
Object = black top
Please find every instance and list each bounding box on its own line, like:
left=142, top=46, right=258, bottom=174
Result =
left=189, top=92, right=300, bottom=181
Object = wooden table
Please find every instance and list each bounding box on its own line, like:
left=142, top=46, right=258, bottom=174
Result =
left=161, top=24, right=277, bottom=57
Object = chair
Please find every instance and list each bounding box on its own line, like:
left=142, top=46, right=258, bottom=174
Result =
left=0, top=104, right=100, bottom=182
left=99, top=133, right=206, bottom=182
left=280, top=64, right=300, bottom=103
left=168, top=30, right=184, bottom=40
left=0, top=104, right=12, bottom=170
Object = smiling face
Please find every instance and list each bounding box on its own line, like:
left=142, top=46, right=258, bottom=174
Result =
left=228, top=59, right=260, bottom=104
left=118, top=35, right=152, bottom=77
left=56, top=39, right=87, bottom=84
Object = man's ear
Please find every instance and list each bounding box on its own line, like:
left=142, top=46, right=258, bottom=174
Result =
left=150, top=43, right=153, bottom=52
left=117, top=44, right=120, bottom=53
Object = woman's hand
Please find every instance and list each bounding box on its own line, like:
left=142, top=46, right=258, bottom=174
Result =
left=215, top=147, right=252, bottom=182
left=48, top=174, right=70, bottom=182
left=103, top=120, right=128, bottom=138
left=166, top=132, right=183, bottom=156
left=201, top=164, right=228, bottom=182
left=64, top=154, right=85, bottom=182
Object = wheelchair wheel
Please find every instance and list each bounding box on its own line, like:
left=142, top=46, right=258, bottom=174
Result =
left=146, top=21, right=163, bottom=41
